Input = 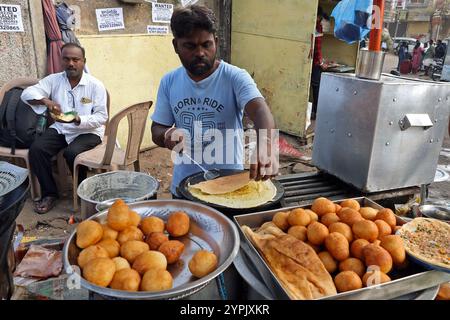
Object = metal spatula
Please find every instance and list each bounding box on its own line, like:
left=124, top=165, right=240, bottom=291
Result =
left=181, top=151, right=220, bottom=180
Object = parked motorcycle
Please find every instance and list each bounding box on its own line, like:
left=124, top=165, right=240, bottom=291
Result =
left=430, top=58, right=444, bottom=81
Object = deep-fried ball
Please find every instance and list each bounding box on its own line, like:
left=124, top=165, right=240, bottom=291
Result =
left=338, top=208, right=364, bottom=227
left=140, top=216, right=165, bottom=236
left=363, top=244, right=393, bottom=274
left=83, top=258, right=116, bottom=287
left=321, top=213, right=340, bottom=227
left=272, top=211, right=290, bottom=231
left=359, top=207, right=378, bottom=221
left=140, top=269, right=173, bottom=291
left=350, top=239, right=370, bottom=260
left=188, top=250, right=218, bottom=278
left=325, top=232, right=350, bottom=261
left=166, top=211, right=190, bottom=237
left=340, top=199, right=361, bottom=211
left=375, top=208, right=397, bottom=230
left=380, top=235, right=406, bottom=266
left=112, top=257, right=131, bottom=271
left=334, top=271, right=362, bottom=292
left=128, top=210, right=141, bottom=227
left=352, top=220, right=379, bottom=242
left=287, top=226, right=307, bottom=242
left=132, top=250, right=167, bottom=275
left=311, top=197, right=336, bottom=216
left=146, top=232, right=169, bottom=250
left=110, top=268, right=141, bottom=291
left=339, top=258, right=366, bottom=277
left=158, top=240, right=185, bottom=264
left=101, top=223, right=118, bottom=241
left=78, top=245, right=109, bottom=269
left=318, top=251, right=338, bottom=273
left=328, top=222, right=353, bottom=242
left=107, top=199, right=131, bottom=231
left=307, top=222, right=329, bottom=245
left=120, top=240, right=149, bottom=264
left=287, top=208, right=311, bottom=227
left=374, top=219, right=392, bottom=239
left=304, top=209, right=319, bottom=222
left=76, top=220, right=103, bottom=249
left=117, top=226, right=144, bottom=245
left=96, top=239, right=120, bottom=258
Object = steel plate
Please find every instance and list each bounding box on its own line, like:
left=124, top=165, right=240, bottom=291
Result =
left=63, top=199, right=240, bottom=300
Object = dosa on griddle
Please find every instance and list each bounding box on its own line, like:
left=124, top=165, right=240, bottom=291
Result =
left=190, top=171, right=250, bottom=195
left=189, top=179, right=277, bottom=209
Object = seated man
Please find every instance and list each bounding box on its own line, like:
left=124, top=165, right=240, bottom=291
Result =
left=21, top=43, right=108, bottom=214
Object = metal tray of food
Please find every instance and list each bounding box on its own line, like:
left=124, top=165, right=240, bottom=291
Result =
left=233, top=245, right=440, bottom=300
left=63, top=199, right=240, bottom=300
left=233, top=197, right=450, bottom=300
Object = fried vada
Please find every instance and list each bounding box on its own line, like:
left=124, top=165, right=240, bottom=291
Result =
left=132, top=250, right=167, bottom=275
left=117, top=226, right=144, bottom=245
left=140, top=216, right=165, bottom=236
left=83, top=258, right=116, bottom=287
left=311, top=197, right=336, bottom=216
left=107, top=199, right=132, bottom=231
left=188, top=250, right=218, bottom=278
left=77, top=245, right=109, bottom=269
left=166, top=211, right=190, bottom=237
left=140, top=269, right=173, bottom=291
left=120, top=240, right=149, bottom=264
left=158, top=240, right=185, bottom=264
left=145, top=232, right=169, bottom=250
left=110, top=268, right=141, bottom=291
left=76, top=220, right=103, bottom=249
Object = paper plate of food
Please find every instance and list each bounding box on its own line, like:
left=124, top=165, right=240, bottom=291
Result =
left=51, top=111, right=78, bottom=123
left=397, top=217, right=450, bottom=273
left=178, top=169, right=285, bottom=215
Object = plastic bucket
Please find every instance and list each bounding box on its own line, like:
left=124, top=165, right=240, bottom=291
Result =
left=77, top=171, right=159, bottom=219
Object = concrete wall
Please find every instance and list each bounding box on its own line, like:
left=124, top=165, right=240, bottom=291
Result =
left=407, top=21, right=430, bottom=38
left=0, top=0, right=46, bottom=87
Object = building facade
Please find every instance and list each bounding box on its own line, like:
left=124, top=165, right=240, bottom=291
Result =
left=386, top=0, right=450, bottom=41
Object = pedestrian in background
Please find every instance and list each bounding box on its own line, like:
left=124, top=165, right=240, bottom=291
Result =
left=411, top=40, right=424, bottom=74
left=397, top=41, right=409, bottom=72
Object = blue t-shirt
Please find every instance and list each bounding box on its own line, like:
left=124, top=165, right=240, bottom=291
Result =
left=151, top=61, right=263, bottom=195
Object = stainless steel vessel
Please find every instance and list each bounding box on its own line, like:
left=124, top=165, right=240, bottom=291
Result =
left=356, top=49, right=386, bottom=80
left=63, top=200, right=240, bottom=300
left=312, top=73, right=450, bottom=192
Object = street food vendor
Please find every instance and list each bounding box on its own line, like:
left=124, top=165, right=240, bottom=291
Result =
left=151, top=4, right=279, bottom=197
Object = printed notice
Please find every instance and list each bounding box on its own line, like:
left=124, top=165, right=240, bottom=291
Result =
left=0, top=4, right=24, bottom=32
left=181, top=0, right=199, bottom=6
left=152, top=3, right=173, bottom=24
left=96, top=8, right=125, bottom=31
left=147, top=25, right=169, bottom=35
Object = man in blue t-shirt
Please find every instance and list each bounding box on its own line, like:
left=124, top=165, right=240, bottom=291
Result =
left=151, top=4, right=278, bottom=196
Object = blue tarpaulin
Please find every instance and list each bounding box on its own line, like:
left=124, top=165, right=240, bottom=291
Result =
left=331, top=0, right=373, bottom=44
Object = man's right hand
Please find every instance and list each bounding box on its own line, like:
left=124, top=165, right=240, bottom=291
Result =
left=164, top=127, right=184, bottom=152
left=43, top=99, right=62, bottom=115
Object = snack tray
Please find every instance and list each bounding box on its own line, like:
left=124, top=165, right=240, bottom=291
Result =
left=63, top=199, right=240, bottom=300
left=233, top=197, right=450, bottom=300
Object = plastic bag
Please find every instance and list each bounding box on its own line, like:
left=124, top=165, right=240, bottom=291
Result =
left=331, top=0, right=372, bottom=44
